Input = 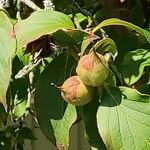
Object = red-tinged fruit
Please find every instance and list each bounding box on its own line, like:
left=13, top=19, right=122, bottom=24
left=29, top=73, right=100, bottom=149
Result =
left=76, top=51, right=109, bottom=86
left=60, top=76, right=94, bottom=106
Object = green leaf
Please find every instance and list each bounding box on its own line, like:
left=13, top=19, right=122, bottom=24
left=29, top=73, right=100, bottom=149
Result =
left=82, top=94, right=106, bottom=150
left=68, top=30, right=88, bottom=45
left=55, top=30, right=87, bottom=60
left=35, top=53, right=77, bottom=148
left=105, top=70, right=116, bottom=87
left=0, top=11, right=16, bottom=110
left=92, top=18, right=150, bottom=44
left=53, top=30, right=79, bottom=48
left=0, top=10, right=12, bottom=32
left=8, top=56, right=28, bottom=119
left=143, top=30, right=150, bottom=44
left=15, top=10, right=74, bottom=49
left=74, top=13, right=87, bottom=24
left=51, top=104, right=77, bottom=149
left=12, top=98, right=27, bottom=119
left=138, top=83, right=150, bottom=95
left=54, top=29, right=88, bottom=48
left=111, top=33, right=140, bottom=71
left=53, top=29, right=89, bottom=60
left=97, top=86, right=150, bottom=150
left=91, top=38, right=117, bottom=55
left=53, top=30, right=80, bottom=61
left=122, top=49, right=150, bottom=86
left=17, top=48, right=29, bottom=66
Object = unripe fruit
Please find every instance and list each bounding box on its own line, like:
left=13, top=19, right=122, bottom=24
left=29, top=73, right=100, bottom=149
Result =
left=76, top=51, right=109, bottom=86
left=60, top=76, right=94, bottom=106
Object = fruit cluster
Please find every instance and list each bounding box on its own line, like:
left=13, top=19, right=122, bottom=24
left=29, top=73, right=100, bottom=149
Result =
left=60, top=51, right=109, bottom=106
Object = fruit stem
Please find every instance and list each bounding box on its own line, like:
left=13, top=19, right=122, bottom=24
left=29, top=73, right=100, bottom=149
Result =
left=51, top=82, right=61, bottom=89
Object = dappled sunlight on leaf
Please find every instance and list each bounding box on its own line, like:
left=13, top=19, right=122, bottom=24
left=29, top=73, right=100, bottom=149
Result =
left=97, top=86, right=150, bottom=150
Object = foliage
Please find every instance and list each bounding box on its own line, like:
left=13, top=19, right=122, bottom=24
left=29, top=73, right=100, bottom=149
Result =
left=0, top=0, right=150, bottom=150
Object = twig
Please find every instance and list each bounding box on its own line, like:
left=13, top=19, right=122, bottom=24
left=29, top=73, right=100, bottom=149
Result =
left=26, top=86, right=34, bottom=110
left=73, top=1, right=108, bottom=38
left=74, top=1, right=94, bottom=28
left=100, top=28, right=108, bottom=38
left=25, top=55, right=37, bottom=122
left=15, top=58, right=42, bottom=79
left=20, top=0, right=41, bottom=10
left=74, top=1, right=93, bottom=20
left=26, top=107, right=38, bottom=123
left=16, top=0, right=21, bottom=21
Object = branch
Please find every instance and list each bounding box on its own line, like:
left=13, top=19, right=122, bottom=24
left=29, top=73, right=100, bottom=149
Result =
left=73, top=1, right=108, bottom=38
left=20, top=0, right=41, bottom=10
left=15, top=58, right=42, bottom=79
left=25, top=55, right=38, bottom=122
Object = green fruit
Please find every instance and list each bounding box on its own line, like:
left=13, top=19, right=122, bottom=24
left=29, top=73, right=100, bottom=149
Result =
left=60, top=76, right=94, bottom=106
left=76, top=51, right=109, bottom=86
